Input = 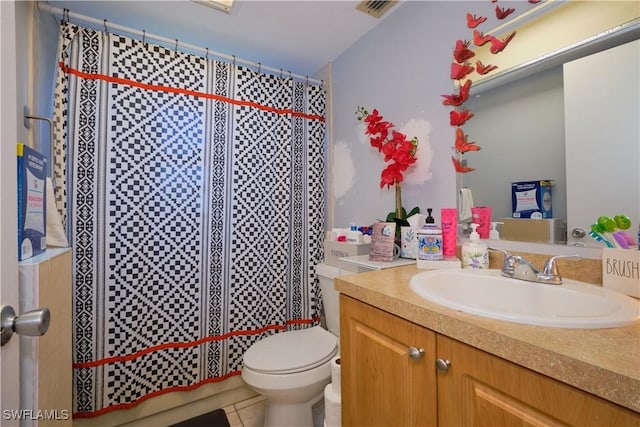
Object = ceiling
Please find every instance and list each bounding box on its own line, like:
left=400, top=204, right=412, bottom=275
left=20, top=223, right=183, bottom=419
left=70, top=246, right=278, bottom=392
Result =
left=46, top=0, right=404, bottom=78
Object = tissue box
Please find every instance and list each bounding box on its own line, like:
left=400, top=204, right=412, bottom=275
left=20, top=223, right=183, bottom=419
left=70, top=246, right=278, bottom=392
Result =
left=602, top=248, right=640, bottom=297
left=511, top=180, right=553, bottom=219
left=323, top=241, right=370, bottom=267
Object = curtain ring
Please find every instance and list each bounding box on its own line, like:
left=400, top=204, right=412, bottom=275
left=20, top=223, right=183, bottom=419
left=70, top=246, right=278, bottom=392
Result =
left=103, top=19, right=109, bottom=33
left=205, top=48, right=209, bottom=60
left=288, top=71, right=292, bottom=79
left=232, top=55, right=236, bottom=66
left=257, top=62, right=261, bottom=73
left=142, top=29, right=146, bottom=46
left=174, top=38, right=179, bottom=51
left=280, top=68, right=283, bottom=78
left=305, top=76, right=309, bottom=86
left=62, top=8, right=69, bottom=24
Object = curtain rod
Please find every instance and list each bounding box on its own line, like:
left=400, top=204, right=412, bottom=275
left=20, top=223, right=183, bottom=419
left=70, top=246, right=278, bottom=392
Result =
left=38, top=3, right=323, bottom=86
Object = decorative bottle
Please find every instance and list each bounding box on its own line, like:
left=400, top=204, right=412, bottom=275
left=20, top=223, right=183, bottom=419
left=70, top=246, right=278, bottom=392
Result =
left=417, top=209, right=443, bottom=261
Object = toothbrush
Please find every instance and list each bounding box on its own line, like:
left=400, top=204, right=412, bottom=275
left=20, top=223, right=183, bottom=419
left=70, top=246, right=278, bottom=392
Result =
left=588, top=230, right=614, bottom=248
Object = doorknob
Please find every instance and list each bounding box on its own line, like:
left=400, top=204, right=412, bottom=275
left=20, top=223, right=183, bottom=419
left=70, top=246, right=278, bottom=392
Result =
left=1, top=305, right=50, bottom=346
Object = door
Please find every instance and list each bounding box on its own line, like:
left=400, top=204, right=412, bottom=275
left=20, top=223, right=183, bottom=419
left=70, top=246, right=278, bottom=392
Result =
left=564, top=40, right=640, bottom=247
left=1, top=1, right=21, bottom=425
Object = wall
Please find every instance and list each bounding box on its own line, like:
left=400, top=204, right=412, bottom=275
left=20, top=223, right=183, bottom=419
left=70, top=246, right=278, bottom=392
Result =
left=329, top=1, right=528, bottom=230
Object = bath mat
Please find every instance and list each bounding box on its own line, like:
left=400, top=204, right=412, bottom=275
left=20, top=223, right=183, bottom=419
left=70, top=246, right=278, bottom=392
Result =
left=169, top=408, right=230, bottom=427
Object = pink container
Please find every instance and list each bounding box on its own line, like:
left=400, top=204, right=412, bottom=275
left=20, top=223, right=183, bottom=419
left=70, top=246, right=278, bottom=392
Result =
left=441, top=208, right=458, bottom=257
left=471, top=207, right=491, bottom=239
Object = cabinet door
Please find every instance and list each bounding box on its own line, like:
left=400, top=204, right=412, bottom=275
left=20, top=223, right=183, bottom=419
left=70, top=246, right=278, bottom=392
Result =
left=340, top=295, right=437, bottom=427
left=437, top=335, right=640, bottom=427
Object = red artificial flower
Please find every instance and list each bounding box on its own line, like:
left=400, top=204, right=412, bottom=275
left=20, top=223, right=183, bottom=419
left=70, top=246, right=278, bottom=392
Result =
left=441, top=79, right=472, bottom=106
left=475, top=60, right=498, bottom=75
left=358, top=107, right=419, bottom=189
left=453, top=39, right=475, bottom=63
left=466, top=13, right=487, bottom=29
left=380, top=163, right=405, bottom=188
left=488, top=31, right=516, bottom=54
left=450, top=62, right=474, bottom=80
left=495, top=5, right=515, bottom=20
left=450, top=109, right=474, bottom=126
left=473, top=29, right=492, bottom=47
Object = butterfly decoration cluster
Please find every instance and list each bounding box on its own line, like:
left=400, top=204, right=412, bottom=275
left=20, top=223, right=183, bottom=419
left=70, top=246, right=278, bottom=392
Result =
left=442, top=0, right=542, bottom=173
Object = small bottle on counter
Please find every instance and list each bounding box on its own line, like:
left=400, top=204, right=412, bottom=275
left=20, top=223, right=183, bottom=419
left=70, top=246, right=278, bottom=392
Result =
left=461, top=223, right=489, bottom=269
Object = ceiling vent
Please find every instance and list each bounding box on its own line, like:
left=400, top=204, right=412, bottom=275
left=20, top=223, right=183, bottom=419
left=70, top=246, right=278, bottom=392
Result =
left=356, top=1, right=398, bottom=19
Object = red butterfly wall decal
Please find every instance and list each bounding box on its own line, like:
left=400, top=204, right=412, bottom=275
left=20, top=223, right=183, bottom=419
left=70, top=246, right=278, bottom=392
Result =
left=450, top=109, right=474, bottom=126
left=495, top=5, right=515, bottom=20
left=453, top=39, right=475, bottom=63
left=488, top=31, right=516, bottom=54
left=450, top=62, right=474, bottom=80
left=473, top=29, right=492, bottom=47
left=475, top=60, right=498, bottom=75
left=454, top=127, right=481, bottom=153
left=466, top=13, right=487, bottom=29
left=451, top=156, right=475, bottom=173
left=441, top=79, right=472, bottom=106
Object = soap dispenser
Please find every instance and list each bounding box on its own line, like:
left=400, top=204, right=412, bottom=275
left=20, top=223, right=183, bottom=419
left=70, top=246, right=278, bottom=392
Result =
left=417, top=208, right=443, bottom=261
left=461, top=223, right=489, bottom=269
left=489, top=222, right=502, bottom=240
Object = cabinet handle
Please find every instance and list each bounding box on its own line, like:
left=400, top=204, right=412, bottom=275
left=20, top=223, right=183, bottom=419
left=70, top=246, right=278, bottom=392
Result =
left=436, top=358, right=451, bottom=373
left=408, top=346, right=425, bottom=359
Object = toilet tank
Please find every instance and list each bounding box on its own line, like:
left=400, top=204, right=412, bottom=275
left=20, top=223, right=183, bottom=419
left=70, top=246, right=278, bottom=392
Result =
left=315, top=263, right=341, bottom=337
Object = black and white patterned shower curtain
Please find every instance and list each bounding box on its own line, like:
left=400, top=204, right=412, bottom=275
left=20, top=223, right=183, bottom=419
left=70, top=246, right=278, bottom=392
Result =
left=52, top=22, right=326, bottom=417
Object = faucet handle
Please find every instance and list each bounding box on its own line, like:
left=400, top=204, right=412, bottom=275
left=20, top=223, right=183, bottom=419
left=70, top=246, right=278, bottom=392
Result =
left=488, top=248, right=517, bottom=276
left=542, top=255, right=581, bottom=276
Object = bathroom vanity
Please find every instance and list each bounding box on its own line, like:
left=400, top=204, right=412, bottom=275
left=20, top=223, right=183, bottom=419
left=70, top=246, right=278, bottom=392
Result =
left=336, top=265, right=640, bottom=427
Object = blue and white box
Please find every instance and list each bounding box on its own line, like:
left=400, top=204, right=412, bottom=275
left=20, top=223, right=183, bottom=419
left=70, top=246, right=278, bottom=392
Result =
left=17, top=143, right=47, bottom=261
left=511, top=180, right=553, bottom=219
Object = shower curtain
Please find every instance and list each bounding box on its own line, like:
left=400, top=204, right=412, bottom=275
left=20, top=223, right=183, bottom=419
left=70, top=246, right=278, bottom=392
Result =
left=52, top=22, right=326, bottom=417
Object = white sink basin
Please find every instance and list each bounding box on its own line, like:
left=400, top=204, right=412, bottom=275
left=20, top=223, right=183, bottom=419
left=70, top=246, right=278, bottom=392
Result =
left=409, top=269, right=640, bottom=329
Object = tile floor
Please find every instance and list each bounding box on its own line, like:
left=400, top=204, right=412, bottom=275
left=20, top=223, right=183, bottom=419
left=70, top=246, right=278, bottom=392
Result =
left=222, top=394, right=326, bottom=427
left=223, top=394, right=266, bottom=427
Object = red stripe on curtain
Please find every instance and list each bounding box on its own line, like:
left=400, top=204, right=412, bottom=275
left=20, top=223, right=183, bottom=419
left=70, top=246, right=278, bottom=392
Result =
left=73, top=317, right=320, bottom=369
left=59, top=62, right=326, bottom=122
left=72, top=371, right=243, bottom=419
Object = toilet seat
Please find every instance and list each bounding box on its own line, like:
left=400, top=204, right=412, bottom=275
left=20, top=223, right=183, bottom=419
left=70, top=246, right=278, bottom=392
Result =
left=243, top=326, right=337, bottom=374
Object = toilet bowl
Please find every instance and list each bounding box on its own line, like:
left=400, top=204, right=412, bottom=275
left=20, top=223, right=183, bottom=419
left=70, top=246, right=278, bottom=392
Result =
left=241, top=263, right=341, bottom=427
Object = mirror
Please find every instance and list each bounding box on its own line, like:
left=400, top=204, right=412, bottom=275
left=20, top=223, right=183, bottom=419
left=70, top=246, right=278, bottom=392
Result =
left=456, top=2, right=640, bottom=247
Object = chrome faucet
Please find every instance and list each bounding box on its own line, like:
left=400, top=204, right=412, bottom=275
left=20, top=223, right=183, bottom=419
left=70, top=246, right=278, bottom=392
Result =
left=489, top=248, right=580, bottom=285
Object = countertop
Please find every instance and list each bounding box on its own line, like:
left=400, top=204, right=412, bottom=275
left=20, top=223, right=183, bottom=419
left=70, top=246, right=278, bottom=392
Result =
left=334, top=265, right=640, bottom=413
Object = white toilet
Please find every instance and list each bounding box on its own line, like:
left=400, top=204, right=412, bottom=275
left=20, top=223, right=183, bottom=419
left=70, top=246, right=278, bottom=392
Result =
left=241, top=263, right=341, bottom=427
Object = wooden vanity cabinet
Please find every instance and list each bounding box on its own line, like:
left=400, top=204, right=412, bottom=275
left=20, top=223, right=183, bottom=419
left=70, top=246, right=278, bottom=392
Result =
left=437, top=334, right=640, bottom=427
left=340, top=294, right=438, bottom=427
left=340, top=295, right=640, bottom=427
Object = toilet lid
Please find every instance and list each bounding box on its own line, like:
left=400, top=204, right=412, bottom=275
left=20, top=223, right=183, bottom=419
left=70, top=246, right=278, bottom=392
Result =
left=243, top=326, right=338, bottom=374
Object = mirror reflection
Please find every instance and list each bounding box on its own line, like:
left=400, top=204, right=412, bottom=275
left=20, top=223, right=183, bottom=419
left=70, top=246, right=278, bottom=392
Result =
left=456, top=3, right=639, bottom=248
